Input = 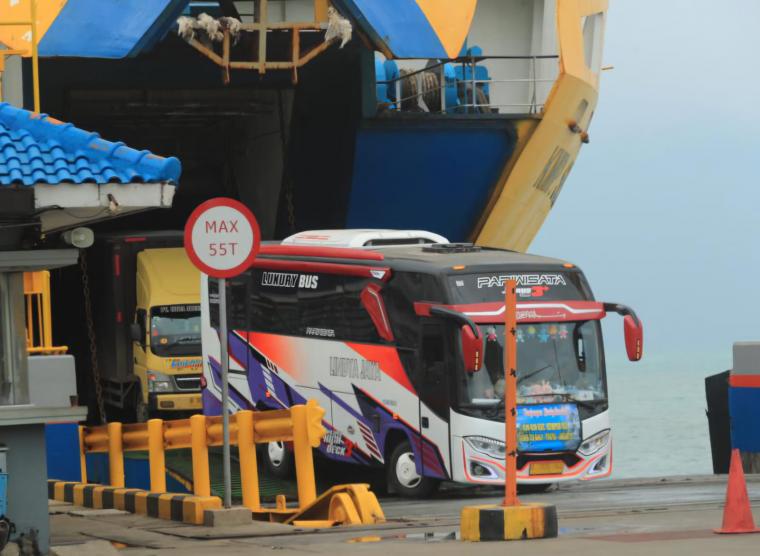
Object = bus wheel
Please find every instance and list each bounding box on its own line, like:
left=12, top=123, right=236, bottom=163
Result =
left=264, top=441, right=294, bottom=479
left=387, top=441, right=439, bottom=498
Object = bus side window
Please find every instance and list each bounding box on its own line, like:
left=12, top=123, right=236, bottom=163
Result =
left=209, top=278, right=220, bottom=329
left=227, top=274, right=249, bottom=329
left=420, top=323, right=449, bottom=419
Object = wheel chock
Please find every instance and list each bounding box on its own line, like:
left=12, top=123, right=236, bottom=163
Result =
left=283, top=483, right=385, bottom=527
left=460, top=503, right=558, bottom=541
left=328, top=493, right=363, bottom=525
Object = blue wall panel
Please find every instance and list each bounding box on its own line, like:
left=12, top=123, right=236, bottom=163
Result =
left=346, top=124, right=515, bottom=241
left=729, top=386, right=760, bottom=452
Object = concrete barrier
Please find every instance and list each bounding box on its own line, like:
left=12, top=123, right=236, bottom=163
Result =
left=47, top=480, right=221, bottom=525
left=461, top=503, right=558, bottom=541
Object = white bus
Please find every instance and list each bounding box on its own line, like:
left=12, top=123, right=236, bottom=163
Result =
left=200, top=232, right=642, bottom=497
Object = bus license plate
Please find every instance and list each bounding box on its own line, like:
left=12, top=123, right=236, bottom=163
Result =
left=529, top=462, right=564, bottom=476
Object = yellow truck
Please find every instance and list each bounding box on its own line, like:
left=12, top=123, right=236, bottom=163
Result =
left=88, top=232, right=202, bottom=422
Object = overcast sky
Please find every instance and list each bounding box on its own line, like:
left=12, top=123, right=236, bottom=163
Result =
left=531, top=0, right=760, bottom=371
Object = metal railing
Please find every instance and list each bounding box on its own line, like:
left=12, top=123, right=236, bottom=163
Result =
left=76, top=400, right=386, bottom=526
left=377, top=55, right=559, bottom=116
left=23, top=271, right=68, bottom=355
left=79, top=401, right=326, bottom=513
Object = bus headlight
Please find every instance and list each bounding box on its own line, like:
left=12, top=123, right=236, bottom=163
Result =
left=465, top=436, right=506, bottom=459
left=147, top=371, right=173, bottom=393
left=578, top=430, right=610, bottom=456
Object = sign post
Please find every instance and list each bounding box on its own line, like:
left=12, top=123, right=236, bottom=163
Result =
left=503, top=279, right=519, bottom=507
left=460, top=278, right=557, bottom=542
left=185, top=197, right=260, bottom=509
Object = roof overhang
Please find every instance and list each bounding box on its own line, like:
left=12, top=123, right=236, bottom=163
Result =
left=0, top=249, right=78, bottom=273
left=33, top=182, right=176, bottom=233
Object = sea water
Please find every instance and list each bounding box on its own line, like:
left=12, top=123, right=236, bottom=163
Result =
left=605, top=352, right=728, bottom=478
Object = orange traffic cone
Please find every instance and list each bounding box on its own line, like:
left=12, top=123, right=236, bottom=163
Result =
left=715, top=449, right=760, bottom=534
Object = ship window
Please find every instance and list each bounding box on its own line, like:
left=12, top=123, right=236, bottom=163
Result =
left=582, top=13, right=604, bottom=73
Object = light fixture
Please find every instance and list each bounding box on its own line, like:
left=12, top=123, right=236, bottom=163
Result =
left=62, top=227, right=94, bottom=249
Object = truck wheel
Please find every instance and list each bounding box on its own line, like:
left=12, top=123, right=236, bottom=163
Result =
left=264, top=441, right=294, bottom=479
left=134, top=401, right=150, bottom=423
left=386, top=440, right=439, bottom=498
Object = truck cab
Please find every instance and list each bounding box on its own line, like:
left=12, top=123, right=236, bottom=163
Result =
left=131, top=248, right=202, bottom=421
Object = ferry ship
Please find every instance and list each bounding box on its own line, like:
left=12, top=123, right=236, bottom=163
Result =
left=0, top=0, right=606, bottom=251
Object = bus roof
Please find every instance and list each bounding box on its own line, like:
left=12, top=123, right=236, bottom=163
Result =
left=257, top=243, right=575, bottom=275
left=373, top=245, right=573, bottom=273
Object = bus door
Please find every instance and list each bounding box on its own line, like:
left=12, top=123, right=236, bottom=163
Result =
left=417, top=320, right=454, bottom=478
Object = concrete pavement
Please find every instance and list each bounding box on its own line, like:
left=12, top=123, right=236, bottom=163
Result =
left=44, top=475, right=760, bottom=555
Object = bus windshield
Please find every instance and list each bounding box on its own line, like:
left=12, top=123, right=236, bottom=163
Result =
left=457, top=321, right=605, bottom=415
left=150, top=304, right=202, bottom=357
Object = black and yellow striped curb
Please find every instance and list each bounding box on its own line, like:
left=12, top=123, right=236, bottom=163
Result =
left=460, top=503, right=558, bottom=541
left=48, top=480, right=222, bottom=525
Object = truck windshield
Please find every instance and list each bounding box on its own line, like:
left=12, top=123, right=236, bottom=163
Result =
left=457, top=321, right=605, bottom=416
left=150, top=304, right=201, bottom=357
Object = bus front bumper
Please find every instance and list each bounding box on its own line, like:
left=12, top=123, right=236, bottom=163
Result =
left=151, top=393, right=202, bottom=412
left=455, top=438, right=612, bottom=484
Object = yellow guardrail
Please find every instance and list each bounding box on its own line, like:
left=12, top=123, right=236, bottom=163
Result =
left=78, top=400, right=375, bottom=523
left=23, top=271, right=68, bottom=355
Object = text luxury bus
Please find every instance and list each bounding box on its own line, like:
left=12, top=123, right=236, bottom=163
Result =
left=200, top=231, right=643, bottom=497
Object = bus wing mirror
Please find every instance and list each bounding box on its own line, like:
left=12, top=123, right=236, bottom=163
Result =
left=604, top=303, right=643, bottom=362
left=460, top=324, right=482, bottom=373
left=130, top=322, right=142, bottom=343
left=623, top=315, right=643, bottom=361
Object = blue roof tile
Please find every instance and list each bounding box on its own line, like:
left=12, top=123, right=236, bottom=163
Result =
left=0, top=102, right=182, bottom=187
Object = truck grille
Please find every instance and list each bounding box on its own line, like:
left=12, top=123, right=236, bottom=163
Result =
left=174, top=375, right=202, bottom=391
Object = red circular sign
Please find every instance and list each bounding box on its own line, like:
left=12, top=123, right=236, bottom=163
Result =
left=184, top=197, right=261, bottom=278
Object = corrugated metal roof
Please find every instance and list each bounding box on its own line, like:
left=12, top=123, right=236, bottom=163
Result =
left=0, top=103, right=181, bottom=187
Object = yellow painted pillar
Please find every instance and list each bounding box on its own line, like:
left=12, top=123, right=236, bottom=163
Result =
left=107, top=422, right=125, bottom=488
left=236, top=411, right=260, bottom=510
left=78, top=426, right=88, bottom=484
left=314, top=0, right=329, bottom=22
left=147, top=419, right=167, bottom=493
left=291, top=405, right=317, bottom=508
left=190, top=414, right=211, bottom=497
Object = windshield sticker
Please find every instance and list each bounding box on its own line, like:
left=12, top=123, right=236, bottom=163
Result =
left=477, top=274, right=567, bottom=289
left=157, top=304, right=200, bottom=313
left=517, top=403, right=581, bottom=452
left=537, top=326, right=550, bottom=343
left=261, top=271, right=319, bottom=289
left=170, top=358, right=203, bottom=369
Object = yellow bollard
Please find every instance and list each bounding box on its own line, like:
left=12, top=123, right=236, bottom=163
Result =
left=147, top=419, right=167, bottom=493
left=291, top=405, right=317, bottom=508
left=236, top=410, right=260, bottom=510
left=107, top=422, right=125, bottom=488
left=190, top=414, right=211, bottom=497
left=78, top=426, right=88, bottom=484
